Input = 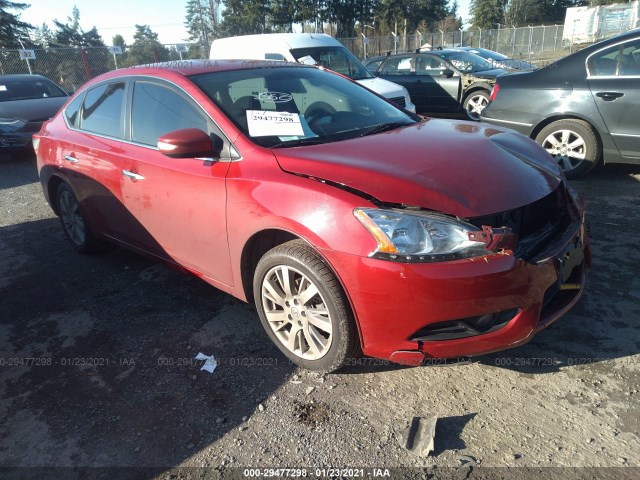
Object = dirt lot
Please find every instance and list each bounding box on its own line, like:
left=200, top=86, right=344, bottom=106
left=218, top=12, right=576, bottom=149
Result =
left=1, top=151, right=639, bottom=479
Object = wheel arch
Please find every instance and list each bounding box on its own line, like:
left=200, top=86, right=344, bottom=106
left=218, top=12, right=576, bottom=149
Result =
left=46, top=174, right=66, bottom=216
left=239, top=229, right=364, bottom=346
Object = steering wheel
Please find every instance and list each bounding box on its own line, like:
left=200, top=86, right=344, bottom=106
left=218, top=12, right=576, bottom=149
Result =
left=304, top=102, right=336, bottom=128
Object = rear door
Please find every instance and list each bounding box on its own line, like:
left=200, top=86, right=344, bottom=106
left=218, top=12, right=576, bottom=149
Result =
left=118, top=78, right=234, bottom=286
left=376, top=54, right=429, bottom=110
left=416, top=54, right=461, bottom=110
left=60, top=80, right=133, bottom=240
left=587, top=37, right=640, bottom=159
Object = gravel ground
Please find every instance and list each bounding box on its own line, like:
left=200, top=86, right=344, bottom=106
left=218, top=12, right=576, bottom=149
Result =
left=1, top=152, right=639, bottom=480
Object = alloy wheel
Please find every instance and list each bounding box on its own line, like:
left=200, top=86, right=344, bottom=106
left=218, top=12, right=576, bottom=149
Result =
left=260, top=265, right=333, bottom=360
left=540, top=129, right=586, bottom=172
left=59, top=190, right=86, bottom=246
left=465, top=94, right=489, bottom=120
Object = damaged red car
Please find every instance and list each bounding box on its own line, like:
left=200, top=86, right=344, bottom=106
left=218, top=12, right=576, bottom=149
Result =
left=34, top=61, right=590, bottom=372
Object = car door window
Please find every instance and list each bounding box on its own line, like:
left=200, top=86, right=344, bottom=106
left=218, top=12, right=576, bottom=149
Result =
left=588, top=39, right=640, bottom=77
left=380, top=55, right=414, bottom=75
left=131, top=81, right=208, bottom=146
left=80, top=82, right=125, bottom=138
left=65, top=93, right=84, bottom=128
left=416, top=56, right=449, bottom=76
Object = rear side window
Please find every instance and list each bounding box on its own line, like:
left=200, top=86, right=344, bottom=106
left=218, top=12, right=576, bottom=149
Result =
left=64, top=94, right=84, bottom=128
left=380, top=55, right=414, bottom=75
left=588, top=39, right=640, bottom=77
left=131, top=81, right=208, bottom=146
left=80, top=82, right=125, bottom=138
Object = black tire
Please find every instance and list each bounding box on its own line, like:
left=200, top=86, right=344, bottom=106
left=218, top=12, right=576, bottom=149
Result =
left=463, top=90, right=490, bottom=121
left=534, top=119, right=601, bottom=179
left=253, top=240, right=358, bottom=372
left=56, top=183, right=104, bottom=254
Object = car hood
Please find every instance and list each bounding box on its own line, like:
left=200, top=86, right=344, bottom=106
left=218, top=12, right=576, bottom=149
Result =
left=273, top=119, right=563, bottom=218
left=0, top=97, right=67, bottom=123
left=471, top=68, right=508, bottom=79
left=356, top=76, right=408, bottom=99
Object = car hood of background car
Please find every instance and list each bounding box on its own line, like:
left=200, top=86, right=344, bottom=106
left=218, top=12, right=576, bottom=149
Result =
left=0, top=97, right=67, bottom=122
left=470, top=68, right=508, bottom=79
left=273, top=118, right=563, bottom=218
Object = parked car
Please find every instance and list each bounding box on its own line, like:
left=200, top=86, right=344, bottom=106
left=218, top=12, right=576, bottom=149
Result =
left=35, top=60, right=590, bottom=372
left=449, top=47, right=537, bottom=70
left=364, top=50, right=508, bottom=119
left=210, top=33, right=416, bottom=113
left=0, top=74, right=68, bottom=157
left=481, top=29, right=640, bottom=179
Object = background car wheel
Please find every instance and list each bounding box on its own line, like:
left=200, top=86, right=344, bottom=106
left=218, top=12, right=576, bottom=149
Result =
left=253, top=240, right=358, bottom=372
left=56, top=183, right=104, bottom=254
left=535, top=119, right=601, bottom=179
left=463, top=90, right=490, bottom=121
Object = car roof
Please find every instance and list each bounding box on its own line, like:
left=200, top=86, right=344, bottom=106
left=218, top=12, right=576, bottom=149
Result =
left=85, top=59, right=312, bottom=83
left=0, top=74, right=50, bottom=81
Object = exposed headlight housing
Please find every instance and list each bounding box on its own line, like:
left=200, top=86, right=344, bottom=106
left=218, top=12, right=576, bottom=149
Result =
left=354, top=208, right=489, bottom=262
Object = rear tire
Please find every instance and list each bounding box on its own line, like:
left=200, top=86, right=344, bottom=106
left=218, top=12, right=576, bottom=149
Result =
left=253, top=240, right=358, bottom=373
left=463, top=90, right=490, bottom=121
left=535, top=119, right=601, bottom=179
left=56, top=183, right=104, bottom=254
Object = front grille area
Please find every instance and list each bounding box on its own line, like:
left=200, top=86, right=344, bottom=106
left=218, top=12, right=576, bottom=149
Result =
left=467, top=184, right=574, bottom=262
left=410, top=308, right=520, bottom=342
left=389, top=96, right=406, bottom=108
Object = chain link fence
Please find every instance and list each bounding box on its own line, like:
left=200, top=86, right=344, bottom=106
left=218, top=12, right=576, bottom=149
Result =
left=340, top=25, right=570, bottom=63
left=0, top=43, right=204, bottom=92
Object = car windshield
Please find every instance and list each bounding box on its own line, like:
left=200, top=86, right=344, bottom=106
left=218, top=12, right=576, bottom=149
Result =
left=0, top=77, right=66, bottom=102
left=190, top=66, right=418, bottom=148
left=289, top=46, right=374, bottom=81
left=439, top=52, right=495, bottom=73
left=471, top=49, right=509, bottom=61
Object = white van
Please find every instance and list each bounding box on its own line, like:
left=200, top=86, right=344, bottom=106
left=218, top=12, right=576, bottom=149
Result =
left=209, top=33, right=416, bottom=113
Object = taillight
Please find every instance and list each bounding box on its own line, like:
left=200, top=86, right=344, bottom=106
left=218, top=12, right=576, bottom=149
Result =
left=489, top=83, right=500, bottom=102
left=32, top=136, right=40, bottom=155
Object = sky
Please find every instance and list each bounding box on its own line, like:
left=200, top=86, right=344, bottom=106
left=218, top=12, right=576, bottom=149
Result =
left=19, top=0, right=473, bottom=46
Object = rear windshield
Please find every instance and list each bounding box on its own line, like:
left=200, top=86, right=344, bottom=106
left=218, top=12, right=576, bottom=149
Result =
left=290, top=46, right=374, bottom=81
left=0, top=77, right=67, bottom=102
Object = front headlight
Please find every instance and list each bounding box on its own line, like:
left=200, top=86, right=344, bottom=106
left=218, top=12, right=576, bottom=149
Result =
left=354, top=208, right=489, bottom=262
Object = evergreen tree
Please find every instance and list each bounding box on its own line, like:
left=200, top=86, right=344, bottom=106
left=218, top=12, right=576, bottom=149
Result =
left=185, top=0, right=221, bottom=52
left=221, top=0, right=270, bottom=36
left=0, top=0, right=34, bottom=47
left=52, top=6, right=105, bottom=47
left=31, top=22, right=55, bottom=48
left=125, top=24, right=170, bottom=65
left=470, top=0, right=507, bottom=30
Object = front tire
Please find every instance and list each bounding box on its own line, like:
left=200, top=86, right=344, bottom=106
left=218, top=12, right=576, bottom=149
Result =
left=56, top=182, right=103, bottom=254
left=463, top=90, right=490, bottom=121
left=253, top=240, right=357, bottom=372
left=535, top=119, right=601, bottom=179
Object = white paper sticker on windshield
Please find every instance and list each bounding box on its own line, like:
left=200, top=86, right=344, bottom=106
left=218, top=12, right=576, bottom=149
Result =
left=0, top=86, right=6, bottom=91
left=297, top=55, right=317, bottom=65
left=247, top=110, right=304, bottom=137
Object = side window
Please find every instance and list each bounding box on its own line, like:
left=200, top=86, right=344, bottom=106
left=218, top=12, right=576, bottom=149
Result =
left=365, top=59, right=384, bottom=72
left=80, top=82, right=125, bottom=138
left=380, top=55, right=414, bottom=75
left=588, top=39, right=640, bottom=77
left=64, top=93, right=84, bottom=128
left=131, top=81, right=208, bottom=146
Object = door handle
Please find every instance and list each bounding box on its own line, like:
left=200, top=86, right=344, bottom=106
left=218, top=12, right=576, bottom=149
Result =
left=596, top=92, right=624, bottom=101
left=64, top=155, right=79, bottom=164
left=122, top=170, right=145, bottom=181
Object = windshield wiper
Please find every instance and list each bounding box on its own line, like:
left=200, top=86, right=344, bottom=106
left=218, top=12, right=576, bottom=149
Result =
left=269, top=137, right=327, bottom=149
left=360, top=121, right=413, bottom=137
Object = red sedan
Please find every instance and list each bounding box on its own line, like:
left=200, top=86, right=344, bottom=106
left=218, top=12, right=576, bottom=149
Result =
left=34, top=60, right=590, bottom=372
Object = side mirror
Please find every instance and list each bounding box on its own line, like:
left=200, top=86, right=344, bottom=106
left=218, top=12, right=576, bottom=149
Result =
left=440, top=69, right=454, bottom=78
left=157, top=128, right=221, bottom=159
